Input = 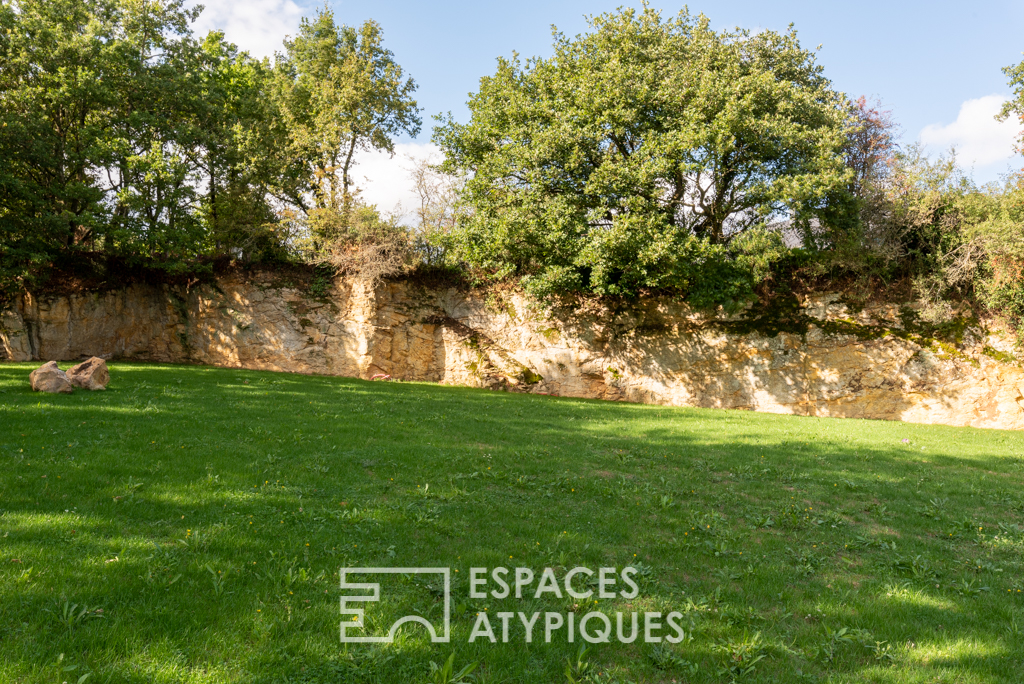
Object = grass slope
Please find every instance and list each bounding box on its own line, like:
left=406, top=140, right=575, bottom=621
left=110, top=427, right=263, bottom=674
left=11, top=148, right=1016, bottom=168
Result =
left=1, top=362, right=1023, bottom=683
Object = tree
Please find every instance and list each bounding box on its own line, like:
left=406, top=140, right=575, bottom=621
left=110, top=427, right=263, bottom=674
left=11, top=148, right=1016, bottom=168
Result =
left=273, top=9, right=421, bottom=243
left=409, top=155, right=465, bottom=265
left=0, top=0, right=143, bottom=263
left=0, top=0, right=213, bottom=276
left=192, top=32, right=291, bottom=260
left=835, top=96, right=902, bottom=261
left=0, top=0, right=314, bottom=293
left=999, top=55, right=1024, bottom=154
left=433, top=6, right=853, bottom=300
left=845, top=97, right=898, bottom=196
left=310, top=201, right=410, bottom=285
left=986, top=57, right=1024, bottom=329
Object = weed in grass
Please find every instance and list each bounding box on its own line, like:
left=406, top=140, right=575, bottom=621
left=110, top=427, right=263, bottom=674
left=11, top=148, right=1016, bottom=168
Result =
left=15, top=566, right=37, bottom=584
left=714, top=631, right=768, bottom=681
left=428, top=652, right=479, bottom=684
left=48, top=601, right=104, bottom=636
left=816, top=628, right=850, bottom=664
left=889, top=554, right=940, bottom=581
left=953, top=577, right=992, bottom=596
left=868, top=639, right=897, bottom=664
left=207, top=564, right=230, bottom=598
left=789, top=547, right=828, bottom=578
left=178, top=527, right=209, bottom=552
left=54, top=654, right=91, bottom=684
left=564, top=644, right=594, bottom=684
left=646, top=643, right=698, bottom=673
left=713, top=567, right=743, bottom=582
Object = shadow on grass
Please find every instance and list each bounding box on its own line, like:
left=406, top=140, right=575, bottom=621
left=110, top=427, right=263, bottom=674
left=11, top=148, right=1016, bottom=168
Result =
left=1, top=361, right=1023, bottom=683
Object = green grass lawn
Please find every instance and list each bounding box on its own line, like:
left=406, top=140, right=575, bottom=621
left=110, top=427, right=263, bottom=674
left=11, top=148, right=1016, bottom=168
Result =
left=2, top=362, right=1024, bottom=683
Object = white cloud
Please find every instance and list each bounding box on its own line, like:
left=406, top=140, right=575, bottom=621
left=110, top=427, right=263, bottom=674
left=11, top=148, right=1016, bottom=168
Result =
left=188, top=0, right=305, bottom=59
left=350, top=142, right=441, bottom=223
left=919, top=95, right=1020, bottom=170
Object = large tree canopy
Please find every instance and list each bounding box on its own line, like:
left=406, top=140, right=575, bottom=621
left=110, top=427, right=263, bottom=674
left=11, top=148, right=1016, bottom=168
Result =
left=0, top=0, right=422, bottom=296
left=0, top=0, right=201, bottom=265
left=273, top=9, right=421, bottom=241
left=434, top=7, right=854, bottom=299
left=0, top=0, right=284, bottom=282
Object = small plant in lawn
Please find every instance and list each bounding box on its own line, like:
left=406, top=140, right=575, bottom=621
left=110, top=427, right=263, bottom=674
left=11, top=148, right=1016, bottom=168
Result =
left=814, top=626, right=859, bottom=663
left=179, top=527, right=209, bottom=552
left=647, top=643, right=698, bottom=672
left=427, top=652, right=479, bottom=684
left=715, top=631, right=768, bottom=680
left=867, top=639, right=897, bottom=664
left=49, top=602, right=104, bottom=636
left=207, top=564, right=230, bottom=598
left=890, top=554, right=939, bottom=580
left=55, top=654, right=91, bottom=684
left=954, top=577, right=992, bottom=596
left=713, top=567, right=743, bottom=582
left=564, top=644, right=594, bottom=684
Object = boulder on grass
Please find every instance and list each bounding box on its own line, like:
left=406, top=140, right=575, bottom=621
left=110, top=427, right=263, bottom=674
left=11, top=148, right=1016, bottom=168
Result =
left=67, top=357, right=110, bottom=390
left=29, top=361, right=73, bottom=394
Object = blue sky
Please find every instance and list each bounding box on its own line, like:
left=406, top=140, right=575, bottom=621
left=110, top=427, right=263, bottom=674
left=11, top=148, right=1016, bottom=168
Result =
left=190, top=0, right=1024, bottom=214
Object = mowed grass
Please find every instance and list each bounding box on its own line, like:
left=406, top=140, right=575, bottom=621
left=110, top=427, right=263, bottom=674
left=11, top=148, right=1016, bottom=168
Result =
left=1, top=362, right=1024, bottom=684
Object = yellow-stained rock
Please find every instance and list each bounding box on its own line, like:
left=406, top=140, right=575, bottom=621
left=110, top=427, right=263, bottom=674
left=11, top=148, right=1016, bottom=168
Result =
left=29, top=360, right=73, bottom=394
left=2, top=278, right=1022, bottom=430
left=67, top=356, right=110, bottom=390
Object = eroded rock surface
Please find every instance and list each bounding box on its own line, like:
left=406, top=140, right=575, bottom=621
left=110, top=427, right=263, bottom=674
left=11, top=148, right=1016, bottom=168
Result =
left=3, top=279, right=1023, bottom=429
left=67, top=356, right=110, bottom=390
left=29, top=360, right=73, bottom=394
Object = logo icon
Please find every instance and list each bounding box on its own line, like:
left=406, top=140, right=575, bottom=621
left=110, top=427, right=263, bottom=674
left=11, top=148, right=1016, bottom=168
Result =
left=339, top=567, right=451, bottom=643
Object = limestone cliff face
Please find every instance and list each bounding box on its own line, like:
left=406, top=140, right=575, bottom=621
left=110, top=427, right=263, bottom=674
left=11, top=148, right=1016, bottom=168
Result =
left=2, top=276, right=1023, bottom=430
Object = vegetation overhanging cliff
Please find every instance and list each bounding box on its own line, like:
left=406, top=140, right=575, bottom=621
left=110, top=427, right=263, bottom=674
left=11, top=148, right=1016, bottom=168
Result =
left=2, top=272, right=1022, bottom=431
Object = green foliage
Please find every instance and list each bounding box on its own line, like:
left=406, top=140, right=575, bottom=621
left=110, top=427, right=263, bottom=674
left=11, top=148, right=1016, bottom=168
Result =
left=308, top=203, right=407, bottom=252
left=47, top=601, right=104, bottom=636
left=563, top=644, right=594, bottom=683
left=0, top=1, right=422, bottom=295
left=814, top=65, right=1024, bottom=337
left=982, top=258, right=1024, bottom=331
left=820, top=96, right=1024, bottom=338
left=970, top=177, right=1024, bottom=330
left=298, top=202, right=412, bottom=285
left=193, top=33, right=292, bottom=262
left=1, top=0, right=1020, bottom=328
left=273, top=8, right=421, bottom=239
left=875, top=149, right=1024, bottom=331
left=0, top=0, right=294, bottom=286
left=433, top=6, right=852, bottom=301
left=999, top=55, right=1024, bottom=155
left=427, top=652, right=479, bottom=684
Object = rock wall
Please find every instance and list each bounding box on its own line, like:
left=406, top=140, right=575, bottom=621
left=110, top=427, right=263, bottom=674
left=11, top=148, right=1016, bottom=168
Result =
left=2, top=276, right=1023, bottom=430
